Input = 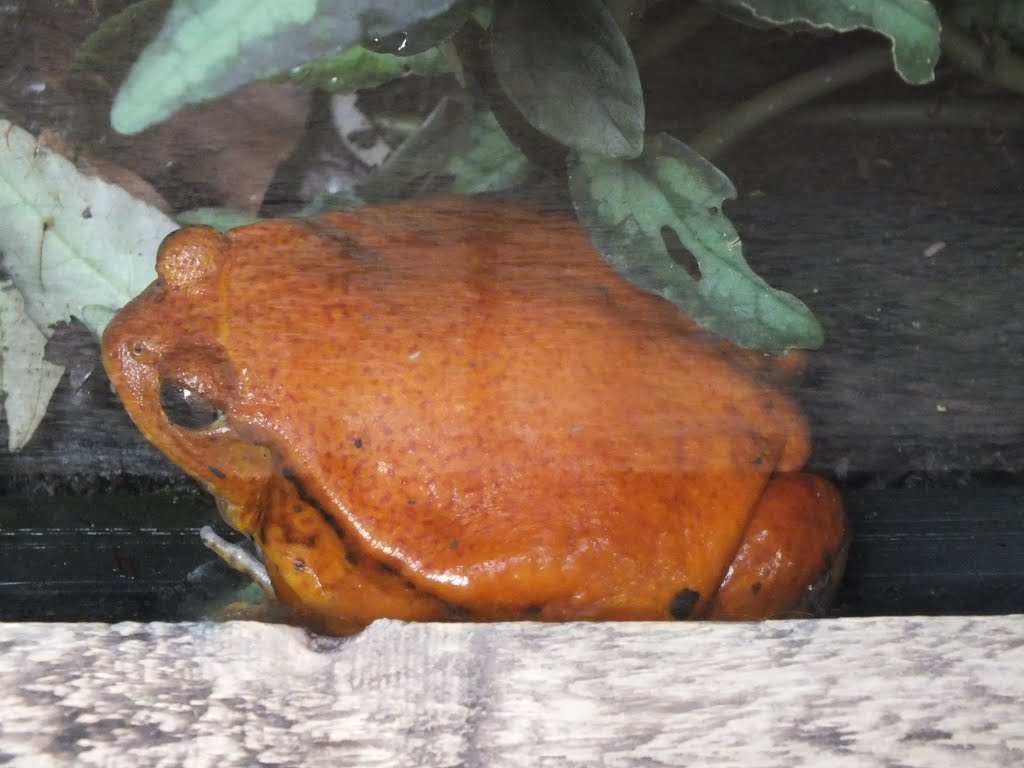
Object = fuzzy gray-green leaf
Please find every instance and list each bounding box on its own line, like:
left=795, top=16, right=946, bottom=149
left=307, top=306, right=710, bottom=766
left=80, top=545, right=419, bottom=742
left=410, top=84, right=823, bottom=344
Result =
left=112, top=0, right=461, bottom=134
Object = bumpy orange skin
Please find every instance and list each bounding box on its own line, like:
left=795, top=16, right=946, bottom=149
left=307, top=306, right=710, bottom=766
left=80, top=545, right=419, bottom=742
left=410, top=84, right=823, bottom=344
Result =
left=101, top=197, right=846, bottom=634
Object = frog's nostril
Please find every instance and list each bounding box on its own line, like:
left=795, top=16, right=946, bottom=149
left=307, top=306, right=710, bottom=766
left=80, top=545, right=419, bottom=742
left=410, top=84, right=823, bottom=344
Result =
left=159, top=378, right=223, bottom=430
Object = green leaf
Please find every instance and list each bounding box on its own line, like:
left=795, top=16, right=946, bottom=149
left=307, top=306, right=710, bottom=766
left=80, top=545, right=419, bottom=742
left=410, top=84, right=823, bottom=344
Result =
left=568, top=133, right=823, bottom=352
left=176, top=207, right=262, bottom=231
left=712, top=0, right=941, bottom=84
left=287, top=43, right=450, bottom=93
left=111, top=0, right=462, bottom=134
left=357, top=99, right=532, bottom=201
left=362, top=0, right=472, bottom=54
left=491, top=0, right=644, bottom=158
left=446, top=109, right=532, bottom=194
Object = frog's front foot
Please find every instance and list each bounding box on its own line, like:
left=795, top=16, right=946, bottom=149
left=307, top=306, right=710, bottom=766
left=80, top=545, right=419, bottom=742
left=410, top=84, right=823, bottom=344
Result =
left=705, top=474, right=848, bottom=619
left=200, top=525, right=275, bottom=598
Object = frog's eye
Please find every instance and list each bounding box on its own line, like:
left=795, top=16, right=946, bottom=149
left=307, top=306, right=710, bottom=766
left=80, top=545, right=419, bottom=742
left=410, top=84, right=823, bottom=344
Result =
left=160, top=379, right=224, bottom=430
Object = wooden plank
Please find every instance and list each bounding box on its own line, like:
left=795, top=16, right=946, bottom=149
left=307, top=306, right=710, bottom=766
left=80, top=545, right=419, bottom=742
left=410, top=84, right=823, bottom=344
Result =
left=0, top=617, right=1021, bottom=766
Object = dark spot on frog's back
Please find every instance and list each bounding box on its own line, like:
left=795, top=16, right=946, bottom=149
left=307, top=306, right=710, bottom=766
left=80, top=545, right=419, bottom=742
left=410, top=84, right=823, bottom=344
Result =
left=669, top=588, right=701, bottom=620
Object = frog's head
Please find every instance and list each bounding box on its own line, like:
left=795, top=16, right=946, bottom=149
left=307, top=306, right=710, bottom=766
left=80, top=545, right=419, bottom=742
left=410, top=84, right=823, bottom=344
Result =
left=101, top=226, right=274, bottom=533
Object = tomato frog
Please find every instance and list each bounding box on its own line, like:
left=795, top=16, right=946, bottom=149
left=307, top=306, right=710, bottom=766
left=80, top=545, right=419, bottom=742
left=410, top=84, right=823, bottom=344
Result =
left=102, top=197, right=847, bottom=634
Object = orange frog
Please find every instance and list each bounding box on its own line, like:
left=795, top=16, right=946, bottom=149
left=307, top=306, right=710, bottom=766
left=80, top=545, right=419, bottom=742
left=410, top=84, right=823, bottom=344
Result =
left=102, top=197, right=847, bottom=634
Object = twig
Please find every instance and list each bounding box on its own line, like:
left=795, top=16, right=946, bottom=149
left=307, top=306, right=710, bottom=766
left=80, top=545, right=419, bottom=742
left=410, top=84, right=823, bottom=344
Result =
left=634, top=3, right=717, bottom=67
left=689, top=47, right=894, bottom=160
left=792, top=97, right=1024, bottom=129
left=941, top=20, right=1024, bottom=95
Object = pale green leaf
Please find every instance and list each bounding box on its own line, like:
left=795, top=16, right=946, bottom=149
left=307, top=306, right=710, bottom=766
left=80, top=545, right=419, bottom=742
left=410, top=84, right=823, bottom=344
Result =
left=0, top=282, right=64, bottom=452
left=0, top=119, right=172, bottom=336
left=0, top=118, right=174, bottom=449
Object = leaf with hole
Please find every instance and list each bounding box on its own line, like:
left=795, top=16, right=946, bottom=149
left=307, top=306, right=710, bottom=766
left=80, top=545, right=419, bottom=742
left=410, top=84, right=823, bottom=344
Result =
left=491, top=0, right=644, bottom=158
left=568, top=133, right=823, bottom=352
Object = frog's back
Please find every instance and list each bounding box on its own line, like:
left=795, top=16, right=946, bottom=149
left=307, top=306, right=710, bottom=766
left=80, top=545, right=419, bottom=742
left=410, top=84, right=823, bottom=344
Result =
left=217, top=197, right=810, bottom=618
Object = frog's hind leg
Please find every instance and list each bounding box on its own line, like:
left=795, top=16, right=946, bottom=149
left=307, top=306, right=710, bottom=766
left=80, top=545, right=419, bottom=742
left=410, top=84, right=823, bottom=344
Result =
left=703, top=473, right=848, bottom=619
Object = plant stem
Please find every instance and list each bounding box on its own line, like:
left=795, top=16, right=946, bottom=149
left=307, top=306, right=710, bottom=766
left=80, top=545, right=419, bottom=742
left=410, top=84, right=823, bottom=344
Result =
left=941, top=20, right=1024, bottom=94
left=689, top=47, right=893, bottom=160
left=792, top=97, right=1024, bottom=129
left=606, top=0, right=645, bottom=39
left=635, top=3, right=717, bottom=66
